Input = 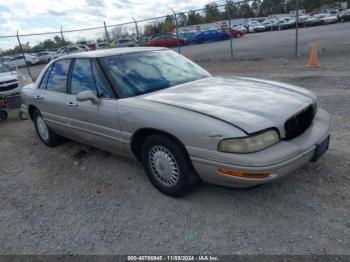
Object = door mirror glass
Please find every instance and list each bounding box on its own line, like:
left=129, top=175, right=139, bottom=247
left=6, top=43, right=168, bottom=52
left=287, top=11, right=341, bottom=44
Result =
left=76, top=90, right=99, bottom=104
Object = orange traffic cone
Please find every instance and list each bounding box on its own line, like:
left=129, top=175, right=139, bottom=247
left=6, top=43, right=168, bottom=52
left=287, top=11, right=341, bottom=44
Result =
left=186, top=52, right=192, bottom=60
left=308, top=43, right=320, bottom=68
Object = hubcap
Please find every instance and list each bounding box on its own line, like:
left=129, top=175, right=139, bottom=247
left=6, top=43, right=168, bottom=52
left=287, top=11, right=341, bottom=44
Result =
left=149, top=146, right=179, bottom=187
left=36, top=116, right=49, bottom=140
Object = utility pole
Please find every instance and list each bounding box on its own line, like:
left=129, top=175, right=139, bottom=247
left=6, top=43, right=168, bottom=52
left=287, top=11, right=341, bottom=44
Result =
left=104, top=21, right=111, bottom=42
left=132, top=17, right=139, bottom=40
left=226, top=0, right=234, bottom=59
left=16, top=30, right=33, bottom=81
left=171, top=8, right=180, bottom=54
left=60, top=26, right=68, bottom=54
left=295, top=0, right=300, bottom=57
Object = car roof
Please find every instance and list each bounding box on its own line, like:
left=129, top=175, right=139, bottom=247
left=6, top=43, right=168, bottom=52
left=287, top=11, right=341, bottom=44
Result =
left=55, top=47, right=167, bottom=60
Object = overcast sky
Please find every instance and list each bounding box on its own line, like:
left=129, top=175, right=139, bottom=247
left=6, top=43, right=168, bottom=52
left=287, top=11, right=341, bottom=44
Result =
left=0, top=0, right=227, bottom=36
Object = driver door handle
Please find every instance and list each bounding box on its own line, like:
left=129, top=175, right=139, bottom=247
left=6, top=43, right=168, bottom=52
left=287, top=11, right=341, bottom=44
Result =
left=66, top=101, right=78, bottom=107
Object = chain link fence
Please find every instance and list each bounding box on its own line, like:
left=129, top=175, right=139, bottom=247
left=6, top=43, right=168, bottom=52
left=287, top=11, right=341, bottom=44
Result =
left=0, top=0, right=349, bottom=81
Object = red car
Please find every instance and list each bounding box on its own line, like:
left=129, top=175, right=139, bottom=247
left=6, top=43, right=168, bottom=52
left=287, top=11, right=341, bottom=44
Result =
left=231, top=29, right=245, bottom=38
left=148, top=35, right=188, bottom=47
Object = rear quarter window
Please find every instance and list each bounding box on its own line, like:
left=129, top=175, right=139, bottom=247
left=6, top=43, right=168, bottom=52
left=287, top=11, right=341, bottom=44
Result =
left=46, top=60, right=71, bottom=93
left=38, top=65, right=52, bottom=89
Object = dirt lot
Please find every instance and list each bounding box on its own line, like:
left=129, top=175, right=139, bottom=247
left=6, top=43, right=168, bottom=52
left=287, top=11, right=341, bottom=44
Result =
left=1, top=53, right=349, bottom=255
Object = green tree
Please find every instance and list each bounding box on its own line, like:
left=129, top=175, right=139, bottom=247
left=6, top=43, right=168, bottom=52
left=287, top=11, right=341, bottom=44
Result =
left=225, top=0, right=240, bottom=19
left=204, top=3, right=221, bottom=22
left=239, top=0, right=255, bottom=18
left=178, top=12, right=188, bottom=27
left=187, top=11, right=204, bottom=26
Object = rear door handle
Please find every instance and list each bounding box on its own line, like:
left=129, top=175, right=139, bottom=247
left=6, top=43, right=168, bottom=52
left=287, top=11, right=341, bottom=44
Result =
left=66, top=101, right=78, bottom=107
left=34, top=95, right=43, bottom=99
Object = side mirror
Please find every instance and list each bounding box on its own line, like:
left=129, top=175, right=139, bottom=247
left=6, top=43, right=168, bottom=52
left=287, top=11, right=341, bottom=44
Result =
left=76, top=90, right=99, bottom=104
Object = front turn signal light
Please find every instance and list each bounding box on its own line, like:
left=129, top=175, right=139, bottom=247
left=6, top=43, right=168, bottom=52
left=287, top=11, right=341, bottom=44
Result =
left=218, top=168, right=270, bottom=179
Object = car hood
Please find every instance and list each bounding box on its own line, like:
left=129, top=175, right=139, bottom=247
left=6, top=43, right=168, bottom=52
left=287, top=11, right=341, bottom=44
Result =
left=140, top=77, right=316, bottom=135
left=0, top=72, right=18, bottom=82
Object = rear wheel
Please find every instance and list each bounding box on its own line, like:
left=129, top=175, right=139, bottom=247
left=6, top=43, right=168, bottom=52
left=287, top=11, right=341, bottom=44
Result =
left=141, top=134, right=199, bottom=197
left=0, top=110, right=8, bottom=120
left=33, top=110, right=63, bottom=147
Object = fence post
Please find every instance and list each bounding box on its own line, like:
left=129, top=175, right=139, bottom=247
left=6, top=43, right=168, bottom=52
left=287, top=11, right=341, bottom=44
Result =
left=60, top=26, right=68, bottom=54
left=226, top=0, right=234, bottom=59
left=170, top=8, right=180, bottom=54
left=104, top=21, right=111, bottom=42
left=295, top=0, right=300, bottom=57
left=132, top=17, right=139, bottom=40
left=16, top=30, right=33, bottom=81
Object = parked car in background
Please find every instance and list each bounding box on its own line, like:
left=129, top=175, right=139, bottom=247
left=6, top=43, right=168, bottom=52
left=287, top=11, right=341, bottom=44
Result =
left=149, top=33, right=176, bottom=41
left=0, top=56, right=12, bottom=64
left=0, top=62, right=22, bottom=97
left=232, top=24, right=248, bottom=33
left=53, top=45, right=87, bottom=59
left=303, top=16, right=322, bottom=27
left=278, top=17, right=295, bottom=28
left=116, top=39, right=139, bottom=47
left=178, top=31, right=196, bottom=44
left=21, top=48, right=331, bottom=196
left=338, top=9, right=350, bottom=22
left=247, top=21, right=266, bottom=32
left=148, top=35, right=188, bottom=47
left=320, top=14, right=338, bottom=24
left=220, top=28, right=245, bottom=38
left=36, top=51, right=56, bottom=63
left=7, top=54, right=40, bottom=67
left=77, top=45, right=91, bottom=51
left=86, top=43, right=96, bottom=51
left=230, top=29, right=245, bottom=38
left=277, top=20, right=291, bottom=30
left=261, top=21, right=278, bottom=31
left=96, top=42, right=110, bottom=49
left=193, top=30, right=229, bottom=43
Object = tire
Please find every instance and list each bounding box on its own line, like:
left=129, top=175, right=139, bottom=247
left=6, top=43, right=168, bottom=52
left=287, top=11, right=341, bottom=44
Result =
left=33, top=110, right=62, bottom=147
left=237, top=33, right=241, bottom=38
left=0, top=110, right=8, bottom=120
left=19, top=111, right=28, bottom=120
left=141, top=134, right=199, bottom=197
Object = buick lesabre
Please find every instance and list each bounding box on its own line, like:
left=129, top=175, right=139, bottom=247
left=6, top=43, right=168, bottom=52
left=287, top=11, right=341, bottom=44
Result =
left=21, top=48, right=331, bottom=196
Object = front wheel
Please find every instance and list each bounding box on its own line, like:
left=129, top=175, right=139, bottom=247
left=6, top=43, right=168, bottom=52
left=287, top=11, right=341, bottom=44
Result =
left=141, top=134, right=199, bottom=197
left=33, top=110, right=63, bottom=147
left=19, top=111, right=28, bottom=120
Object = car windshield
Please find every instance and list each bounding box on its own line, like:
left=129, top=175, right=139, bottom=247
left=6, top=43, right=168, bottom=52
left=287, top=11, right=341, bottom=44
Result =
left=100, top=50, right=210, bottom=98
left=0, top=63, right=12, bottom=73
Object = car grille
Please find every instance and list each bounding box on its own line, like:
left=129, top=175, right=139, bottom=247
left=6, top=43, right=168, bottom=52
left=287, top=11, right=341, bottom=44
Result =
left=284, top=104, right=315, bottom=140
left=0, top=79, right=19, bottom=92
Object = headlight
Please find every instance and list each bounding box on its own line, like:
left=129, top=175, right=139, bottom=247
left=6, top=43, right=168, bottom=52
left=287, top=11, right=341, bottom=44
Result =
left=218, top=129, right=280, bottom=153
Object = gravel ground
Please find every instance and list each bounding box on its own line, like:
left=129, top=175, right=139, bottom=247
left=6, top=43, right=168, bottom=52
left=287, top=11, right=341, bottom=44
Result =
left=1, top=53, right=349, bottom=255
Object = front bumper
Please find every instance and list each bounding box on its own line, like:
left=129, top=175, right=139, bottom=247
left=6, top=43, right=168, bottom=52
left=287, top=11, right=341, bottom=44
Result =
left=188, top=109, right=331, bottom=188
